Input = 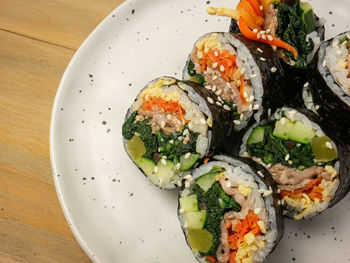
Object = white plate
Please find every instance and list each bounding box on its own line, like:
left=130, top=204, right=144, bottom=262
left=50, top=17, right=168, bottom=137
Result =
left=50, top=0, right=350, bottom=262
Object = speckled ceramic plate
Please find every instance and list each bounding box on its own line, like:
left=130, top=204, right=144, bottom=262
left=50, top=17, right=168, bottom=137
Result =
left=50, top=0, right=350, bottom=262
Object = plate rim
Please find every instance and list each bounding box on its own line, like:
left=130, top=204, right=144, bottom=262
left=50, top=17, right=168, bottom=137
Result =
left=49, top=1, right=134, bottom=262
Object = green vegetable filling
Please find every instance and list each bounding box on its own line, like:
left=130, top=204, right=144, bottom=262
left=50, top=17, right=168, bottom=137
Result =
left=274, top=1, right=315, bottom=69
left=187, top=60, right=205, bottom=85
left=247, top=124, right=315, bottom=169
left=192, top=180, right=241, bottom=258
left=122, top=111, right=200, bottom=162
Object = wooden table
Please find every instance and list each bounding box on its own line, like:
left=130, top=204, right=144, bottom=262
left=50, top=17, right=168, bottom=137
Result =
left=0, top=1, right=124, bottom=262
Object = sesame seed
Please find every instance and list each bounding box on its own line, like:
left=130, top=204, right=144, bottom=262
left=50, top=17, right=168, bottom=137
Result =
left=271, top=67, right=277, bottom=73
left=257, top=33, right=261, bottom=39
left=282, top=210, right=288, bottom=215
left=166, top=114, right=172, bottom=120
left=325, top=141, right=333, bottom=149
left=250, top=74, right=257, bottom=78
left=226, top=181, right=232, bottom=188
left=315, top=105, right=320, bottom=110
left=253, top=104, right=259, bottom=110
left=179, top=208, right=185, bottom=213
left=188, top=122, right=193, bottom=129
left=212, top=62, right=218, bottom=69
left=217, top=96, right=223, bottom=103
left=154, top=166, right=158, bottom=173
left=223, top=105, right=231, bottom=111
left=215, top=89, right=222, bottom=96
left=243, top=91, right=248, bottom=98
left=207, top=97, right=214, bottom=104
left=161, top=159, right=167, bottom=165
left=268, top=108, right=271, bottom=116
left=267, top=35, right=273, bottom=41
left=200, top=118, right=206, bottom=124
left=257, top=48, right=263, bottom=53
left=288, top=160, right=293, bottom=165
left=266, top=29, right=271, bottom=34
left=258, top=189, right=266, bottom=194
left=260, top=5, right=263, bottom=10
left=184, top=152, right=191, bottom=159
left=216, top=101, right=222, bottom=106
left=185, top=181, right=191, bottom=188
left=332, top=40, right=339, bottom=48
left=280, top=117, right=286, bottom=125
left=184, top=175, right=193, bottom=181
left=240, top=114, right=244, bottom=121
left=263, top=189, right=273, bottom=197
left=257, top=171, right=264, bottom=178
left=214, top=51, right=219, bottom=56
left=158, top=147, right=162, bottom=152
left=162, top=156, right=167, bottom=159
left=277, top=200, right=281, bottom=205
left=178, top=136, right=183, bottom=141
left=285, top=154, right=290, bottom=161
left=266, top=163, right=272, bottom=169
left=212, top=75, right=218, bottom=80
left=254, top=208, right=261, bottom=214
left=260, top=57, right=266, bottom=62
left=212, top=85, right=217, bottom=92
left=241, top=68, right=246, bottom=74
left=322, top=60, right=327, bottom=67
left=248, top=104, right=253, bottom=111
left=176, top=163, right=181, bottom=170
left=303, top=82, right=309, bottom=88
left=233, top=120, right=241, bottom=125
left=183, top=129, right=189, bottom=136
left=249, top=95, right=254, bottom=102
left=169, top=139, right=174, bottom=144
left=260, top=30, right=266, bottom=35
left=253, top=28, right=258, bottom=33
left=205, top=85, right=211, bottom=90
left=177, top=180, right=182, bottom=187
left=220, top=65, right=225, bottom=72
left=261, top=35, right=266, bottom=40
left=276, top=188, right=281, bottom=194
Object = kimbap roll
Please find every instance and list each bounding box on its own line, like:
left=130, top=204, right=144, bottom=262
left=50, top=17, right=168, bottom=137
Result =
left=207, top=0, right=325, bottom=107
left=183, top=32, right=287, bottom=133
left=240, top=107, right=340, bottom=220
left=122, top=77, right=236, bottom=189
left=178, top=155, right=283, bottom=263
left=308, top=31, right=350, bottom=145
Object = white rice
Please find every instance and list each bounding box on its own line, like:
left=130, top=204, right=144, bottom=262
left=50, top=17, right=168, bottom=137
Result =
left=179, top=156, right=279, bottom=263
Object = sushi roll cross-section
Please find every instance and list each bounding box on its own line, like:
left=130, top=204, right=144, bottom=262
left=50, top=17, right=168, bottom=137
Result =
left=122, top=77, right=210, bottom=189
left=178, top=156, right=282, bottom=263
left=241, top=107, right=340, bottom=220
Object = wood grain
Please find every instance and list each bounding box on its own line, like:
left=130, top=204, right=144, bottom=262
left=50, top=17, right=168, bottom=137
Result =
left=0, top=0, right=123, bottom=50
left=0, top=0, right=124, bottom=262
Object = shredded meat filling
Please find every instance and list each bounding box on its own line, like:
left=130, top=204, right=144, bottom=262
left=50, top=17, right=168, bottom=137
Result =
left=137, top=108, right=184, bottom=134
left=263, top=4, right=278, bottom=38
left=270, top=164, right=332, bottom=191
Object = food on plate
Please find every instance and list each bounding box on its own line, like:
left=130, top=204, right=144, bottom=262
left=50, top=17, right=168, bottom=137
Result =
left=122, top=77, right=239, bottom=189
left=178, top=155, right=283, bottom=263
left=207, top=0, right=325, bottom=107
left=183, top=32, right=288, bottom=135
left=240, top=107, right=340, bottom=220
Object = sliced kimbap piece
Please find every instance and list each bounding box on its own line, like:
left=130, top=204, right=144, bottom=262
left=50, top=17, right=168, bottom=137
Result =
left=183, top=32, right=287, bottom=133
left=207, top=0, right=325, bottom=106
left=240, top=107, right=340, bottom=220
left=308, top=32, right=350, bottom=145
left=122, top=77, right=236, bottom=189
left=178, top=155, right=283, bottom=263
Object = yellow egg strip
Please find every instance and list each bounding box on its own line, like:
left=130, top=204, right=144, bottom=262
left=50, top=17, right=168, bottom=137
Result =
left=140, top=78, right=180, bottom=102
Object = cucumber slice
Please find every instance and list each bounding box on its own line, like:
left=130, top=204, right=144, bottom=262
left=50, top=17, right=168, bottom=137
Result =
left=185, top=210, right=207, bottom=229
left=195, top=172, right=220, bottom=192
left=157, top=159, right=175, bottom=185
left=180, top=153, right=200, bottom=171
left=311, top=136, right=338, bottom=162
left=300, top=2, right=315, bottom=34
left=127, top=135, right=146, bottom=162
left=247, top=126, right=266, bottom=145
left=187, top=229, right=213, bottom=253
left=179, top=194, right=199, bottom=212
left=273, top=118, right=294, bottom=140
left=289, top=121, right=316, bottom=144
left=137, top=157, right=156, bottom=177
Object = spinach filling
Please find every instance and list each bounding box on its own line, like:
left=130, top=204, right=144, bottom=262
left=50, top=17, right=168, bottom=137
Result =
left=274, top=1, right=315, bottom=69
left=192, top=180, right=241, bottom=258
left=247, top=124, right=335, bottom=170
left=247, top=124, right=315, bottom=169
left=122, top=111, right=199, bottom=161
left=187, top=60, right=206, bottom=85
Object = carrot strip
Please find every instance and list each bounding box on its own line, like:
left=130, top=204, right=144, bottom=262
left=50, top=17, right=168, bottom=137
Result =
left=238, top=0, right=264, bottom=26
left=305, top=178, right=322, bottom=191
left=229, top=252, right=237, bottom=263
left=204, top=158, right=210, bottom=164
left=240, top=75, right=248, bottom=106
left=226, top=220, right=233, bottom=229
left=245, top=0, right=263, bottom=17
left=206, top=256, right=217, bottom=263
left=238, top=17, right=298, bottom=59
